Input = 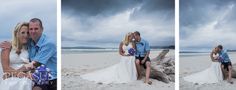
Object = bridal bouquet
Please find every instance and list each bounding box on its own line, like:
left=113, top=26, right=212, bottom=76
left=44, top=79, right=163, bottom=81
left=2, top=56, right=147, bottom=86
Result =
left=32, top=65, right=52, bottom=85
left=128, top=48, right=136, bottom=56
left=217, top=56, right=223, bottom=62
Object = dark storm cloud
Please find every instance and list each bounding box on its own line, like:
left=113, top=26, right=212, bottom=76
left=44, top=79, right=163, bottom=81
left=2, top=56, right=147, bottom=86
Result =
left=130, top=0, right=174, bottom=21
left=62, top=0, right=174, bottom=17
left=62, top=0, right=175, bottom=47
left=180, top=0, right=236, bottom=50
left=180, top=0, right=236, bottom=27
left=62, top=0, right=141, bottom=17
left=138, top=0, right=174, bottom=12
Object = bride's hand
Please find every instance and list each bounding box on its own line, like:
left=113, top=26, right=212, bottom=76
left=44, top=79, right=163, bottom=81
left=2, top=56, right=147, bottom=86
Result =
left=126, top=54, right=131, bottom=56
left=2, top=73, right=11, bottom=80
left=214, top=56, right=219, bottom=60
left=141, top=59, right=146, bottom=64
left=24, top=63, right=34, bottom=70
left=26, top=73, right=33, bottom=80
left=212, top=59, right=218, bottom=62
left=17, top=72, right=27, bottom=78
left=122, top=54, right=130, bottom=56
left=121, top=54, right=126, bottom=56
left=0, top=41, right=11, bottom=49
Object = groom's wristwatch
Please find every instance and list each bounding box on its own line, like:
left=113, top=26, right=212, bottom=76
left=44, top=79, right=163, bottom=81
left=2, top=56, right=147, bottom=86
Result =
left=32, top=61, right=42, bottom=68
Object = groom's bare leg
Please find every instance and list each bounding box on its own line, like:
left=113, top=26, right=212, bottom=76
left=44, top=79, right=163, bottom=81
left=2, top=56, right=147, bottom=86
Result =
left=145, top=61, right=151, bottom=84
left=221, top=65, right=226, bottom=80
left=228, top=65, right=233, bottom=83
left=135, top=60, right=142, bottom=80
left=33, top=86, right=42, bottom=90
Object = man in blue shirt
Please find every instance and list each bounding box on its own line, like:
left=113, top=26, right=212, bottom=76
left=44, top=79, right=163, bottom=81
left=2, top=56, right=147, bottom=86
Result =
left=133, top=31, right=152, bottom=85
left=27, top=18, right=57, bottom=90
left=216, top=45, right=233, bottom=84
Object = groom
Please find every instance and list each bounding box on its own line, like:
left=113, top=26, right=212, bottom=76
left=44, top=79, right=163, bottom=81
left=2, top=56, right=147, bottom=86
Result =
left=133, top=31, right=152, bottom=85
left=216, top=45, right=233, bottom=84
left=28, top=18, right=57, bottom=90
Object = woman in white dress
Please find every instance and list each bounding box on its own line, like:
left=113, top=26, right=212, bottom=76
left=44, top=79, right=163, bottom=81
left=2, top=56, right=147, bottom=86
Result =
left=184, top=48, right=223, bottom=84
left=0, top=22, right=33, bottom=90
left=81, top=32, right=137, bottom=84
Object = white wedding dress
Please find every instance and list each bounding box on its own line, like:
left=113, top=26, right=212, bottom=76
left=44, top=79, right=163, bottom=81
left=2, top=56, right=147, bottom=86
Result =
left=81, top=43, right=137, bottom=84
left=184, top=54, right=223, bottom=84
left=0, top=49, right=33, bottom=90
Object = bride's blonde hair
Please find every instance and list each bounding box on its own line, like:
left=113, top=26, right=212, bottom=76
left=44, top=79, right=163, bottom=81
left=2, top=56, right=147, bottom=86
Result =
left=122, top=32, right=132, bottom=46
left=12, top=22, right=29, bottom=55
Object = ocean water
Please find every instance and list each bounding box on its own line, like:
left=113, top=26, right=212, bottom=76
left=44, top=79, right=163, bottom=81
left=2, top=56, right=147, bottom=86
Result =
left=62, top=48, right=118, bottom=54
left=180, top=52, right=210, bottom=57
left=180, top=50, right=236, bottom=57
left=179, top=48, right=211, bottom=57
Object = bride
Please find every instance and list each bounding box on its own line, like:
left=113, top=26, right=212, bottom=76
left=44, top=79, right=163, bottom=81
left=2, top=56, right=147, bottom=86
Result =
left=184, top=47, right=223, bottom=84
left=0, top=22, right=33, bottom=90
left=81, top=32, right=137, bottom=84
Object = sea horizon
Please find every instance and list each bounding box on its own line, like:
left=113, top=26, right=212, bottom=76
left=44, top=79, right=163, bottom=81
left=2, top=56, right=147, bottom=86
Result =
left=62, top=45, right=175, bottom=54
left=180, top=49, right=236, bottom=57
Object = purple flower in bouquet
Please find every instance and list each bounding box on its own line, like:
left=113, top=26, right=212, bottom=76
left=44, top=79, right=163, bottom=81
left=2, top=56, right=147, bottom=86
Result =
left=32, top=65, right=52, bottom=85
left=217, top=56, right=224, bottom=62
left=128, top=48, right=135, bottom=56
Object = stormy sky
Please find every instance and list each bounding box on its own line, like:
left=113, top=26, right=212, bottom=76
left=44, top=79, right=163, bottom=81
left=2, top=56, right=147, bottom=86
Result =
left=0, top=0, right=57, bottom=43
left=62, top=0, right=175, bottom=48
left=180, top=0, right=236, bottom=51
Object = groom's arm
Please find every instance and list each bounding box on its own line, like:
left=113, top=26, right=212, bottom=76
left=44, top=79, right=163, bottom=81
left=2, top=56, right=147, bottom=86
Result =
left=0, top=41, right=12, bottom=50
left=144, top=41, right=150, bottom=61
left=144, top=51, right=150, bottom=61
left=220, top=51, right=230, bottom=62
left=31, top=42, right=56, bottom=65
left=142, top=41, right=150, bottom=63
left=141, top=51, right=150, bottom=64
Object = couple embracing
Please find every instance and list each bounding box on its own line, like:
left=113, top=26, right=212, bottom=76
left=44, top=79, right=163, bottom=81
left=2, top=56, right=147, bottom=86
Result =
left=0, top=18, right=57, bottom=90
left=184, top=45, right=233, bottom=84
left=81, top=31, right=152, bottom=85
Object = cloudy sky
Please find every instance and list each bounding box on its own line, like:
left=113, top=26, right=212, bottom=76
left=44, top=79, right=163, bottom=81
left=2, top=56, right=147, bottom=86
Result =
left=180, top=0, right=236, bottom=51
left=0, top=0, right=57, bottom=43
left=62, top=0, right=175, bottom=48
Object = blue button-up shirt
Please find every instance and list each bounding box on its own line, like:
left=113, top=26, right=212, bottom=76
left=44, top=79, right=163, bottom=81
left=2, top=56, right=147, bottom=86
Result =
left=219, top=49, right=231, bottom=63
left=135, top=38, right=150, bottom=57
left=28, top=34, right=57, bottom=80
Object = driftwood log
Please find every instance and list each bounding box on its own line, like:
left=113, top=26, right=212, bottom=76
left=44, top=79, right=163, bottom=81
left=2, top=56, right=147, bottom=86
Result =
left=140, top=49, right=175, bottom=83
left=233, top=64, right=236, bottom=78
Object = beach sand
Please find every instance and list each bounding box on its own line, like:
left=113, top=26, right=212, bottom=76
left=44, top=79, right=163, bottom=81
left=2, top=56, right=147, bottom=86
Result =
left=180, top=52, right=236, bottom=90
left=62, top=50, right=175, bottom=90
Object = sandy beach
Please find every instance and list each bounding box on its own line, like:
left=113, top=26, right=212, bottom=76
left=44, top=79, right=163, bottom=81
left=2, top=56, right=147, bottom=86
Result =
left=62, top=50, right=175, bottom=90
left=180, top=52, right=236, bottom=90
